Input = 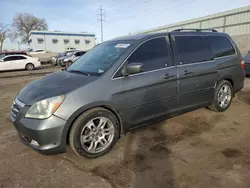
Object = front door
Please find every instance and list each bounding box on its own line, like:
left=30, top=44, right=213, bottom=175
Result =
left=172, top=34, right=217, bottom=108
left=0, top=56, right=15, bottom=71
left=111, top=37, right=178, bottom=129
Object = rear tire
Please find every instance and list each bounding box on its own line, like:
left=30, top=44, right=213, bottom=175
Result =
left=69, top=107, right=120, bottom=158
left=25, top=63, right=34, bottom=71
left=208, top=80, right=233, bottom=112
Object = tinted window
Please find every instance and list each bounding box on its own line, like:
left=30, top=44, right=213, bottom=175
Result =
left=4, top=56, right=26, bottom=61
left=175, top=36, right=207, bottom=65
left=205, top=36, right=236, bottom=58
left=127, top=37, right=169, bottom=72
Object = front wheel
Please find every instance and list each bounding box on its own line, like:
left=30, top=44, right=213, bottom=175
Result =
left=208, top=80, right=233, bottom=112
left=25, top=63, right=34, bottom=71
left=69, top=107, right=120, bottom=158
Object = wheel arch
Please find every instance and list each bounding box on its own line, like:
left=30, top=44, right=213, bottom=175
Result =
left=25, top=62, right=34, bottom=69
left=217, top=76, right=235, bottom=96
left=63, top=103, right=124, bottom=144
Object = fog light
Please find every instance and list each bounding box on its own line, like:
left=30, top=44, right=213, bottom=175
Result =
left=31, top=140, right=39, bottom=147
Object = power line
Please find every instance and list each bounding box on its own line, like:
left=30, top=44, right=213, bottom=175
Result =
left=97, top=5, right=106, bottom=42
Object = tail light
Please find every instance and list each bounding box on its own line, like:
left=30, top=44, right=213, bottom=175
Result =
left=240, top=60, right=245, bottom=70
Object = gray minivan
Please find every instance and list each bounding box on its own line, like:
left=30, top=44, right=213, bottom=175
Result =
left=11, top=29, right=245, bottom=158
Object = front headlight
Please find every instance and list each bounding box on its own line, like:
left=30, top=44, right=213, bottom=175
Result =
left=25, top=95, right=65, bottom=119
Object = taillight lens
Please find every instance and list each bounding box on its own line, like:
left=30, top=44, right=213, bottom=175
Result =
left=241, top=60, right=245, bottom=70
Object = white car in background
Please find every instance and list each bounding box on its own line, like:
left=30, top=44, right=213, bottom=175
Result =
left=28, top=50, right=47, bottom=55
left=0, top=55, right=41, bottom=71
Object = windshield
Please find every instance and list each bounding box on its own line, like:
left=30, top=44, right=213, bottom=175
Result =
left=67, top=41, right=132, bottom=76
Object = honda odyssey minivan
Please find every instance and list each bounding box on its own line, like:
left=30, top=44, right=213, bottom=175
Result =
left=11, top=29, right=245, bottom=158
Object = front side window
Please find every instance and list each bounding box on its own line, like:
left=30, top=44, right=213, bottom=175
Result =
left=127, top=37, right=169, bottom=72
left=205, top=36, right=236, bottom=58
left=174, top=35, right=207, bottom=65
left=67, top=41, right=132, bottom=76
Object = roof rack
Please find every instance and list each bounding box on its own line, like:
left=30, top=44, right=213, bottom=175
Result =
left=173, top=29, right=218, bottom=32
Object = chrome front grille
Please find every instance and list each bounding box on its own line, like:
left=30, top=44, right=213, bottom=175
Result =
left=11, top=98, right=25, bottom=119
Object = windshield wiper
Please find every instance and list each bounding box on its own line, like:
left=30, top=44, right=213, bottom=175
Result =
left=67, top=70, right=89, bottom=76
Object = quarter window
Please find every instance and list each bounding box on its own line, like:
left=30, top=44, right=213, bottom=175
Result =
left=205, top=36, right=236, bottom=58
left=127, top=37, right=169, bottom=72
left=174, top=35, right=207, bottom=65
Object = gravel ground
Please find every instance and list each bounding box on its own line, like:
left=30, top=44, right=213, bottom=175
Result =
left=1, top=68, right=250, bottom=188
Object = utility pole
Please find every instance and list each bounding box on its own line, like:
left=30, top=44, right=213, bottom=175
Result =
left=17, top=41, right=20, bottom=51
left=97, top=5, right=105, bottom=43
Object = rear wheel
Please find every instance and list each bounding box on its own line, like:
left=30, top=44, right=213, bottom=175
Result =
left=69, top=107, right=120, bottom=158
left=208, top=80, right=233, bottom=112
left=25, top=63, right=34, bottom=71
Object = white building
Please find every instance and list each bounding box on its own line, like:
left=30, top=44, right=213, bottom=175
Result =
left=28, top=30, right=96, bottom=52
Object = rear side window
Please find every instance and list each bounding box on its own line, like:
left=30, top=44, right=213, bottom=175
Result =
left=205, top=36, right=236, bottom=58
left=127, top=37, right=169, bottom=72
left=174, top=35, right=207, bottom=65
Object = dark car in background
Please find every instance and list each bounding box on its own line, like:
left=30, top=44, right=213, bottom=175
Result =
left=10, top=29, right=244, bottom=159
left=50, top=50, right=75, bottom=66
left=244, top=51, right=250, bottom=76
left=60, top=50, right=86, bottom=67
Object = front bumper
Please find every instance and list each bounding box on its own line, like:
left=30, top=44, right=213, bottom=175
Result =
left=10, top=108, right=67, bottom=155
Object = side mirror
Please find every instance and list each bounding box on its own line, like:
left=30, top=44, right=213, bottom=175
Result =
left=121, top=63, right=143, bottom=76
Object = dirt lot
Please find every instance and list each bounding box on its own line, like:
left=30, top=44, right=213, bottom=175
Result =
left=1, top=68, right=250, bottom=188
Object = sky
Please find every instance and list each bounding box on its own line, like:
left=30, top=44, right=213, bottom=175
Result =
left=1, top=0, right=250, bottom=50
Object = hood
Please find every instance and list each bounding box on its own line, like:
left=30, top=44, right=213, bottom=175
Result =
left=17, top=70, right=98, bottom=105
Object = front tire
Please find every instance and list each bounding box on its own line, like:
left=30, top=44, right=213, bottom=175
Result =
left=25, top=63, right=34, bottom=71
left=208, top=80, right=233, bottom=112
left=69, top=107, right=120, bottom=158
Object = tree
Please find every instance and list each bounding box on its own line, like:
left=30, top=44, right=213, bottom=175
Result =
left=12, top=13, right=48, bottom=43
left=0, top=23, right=10, bottom=52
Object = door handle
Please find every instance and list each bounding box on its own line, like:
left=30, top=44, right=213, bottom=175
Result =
left=164, top=73, right=174, bottom=79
